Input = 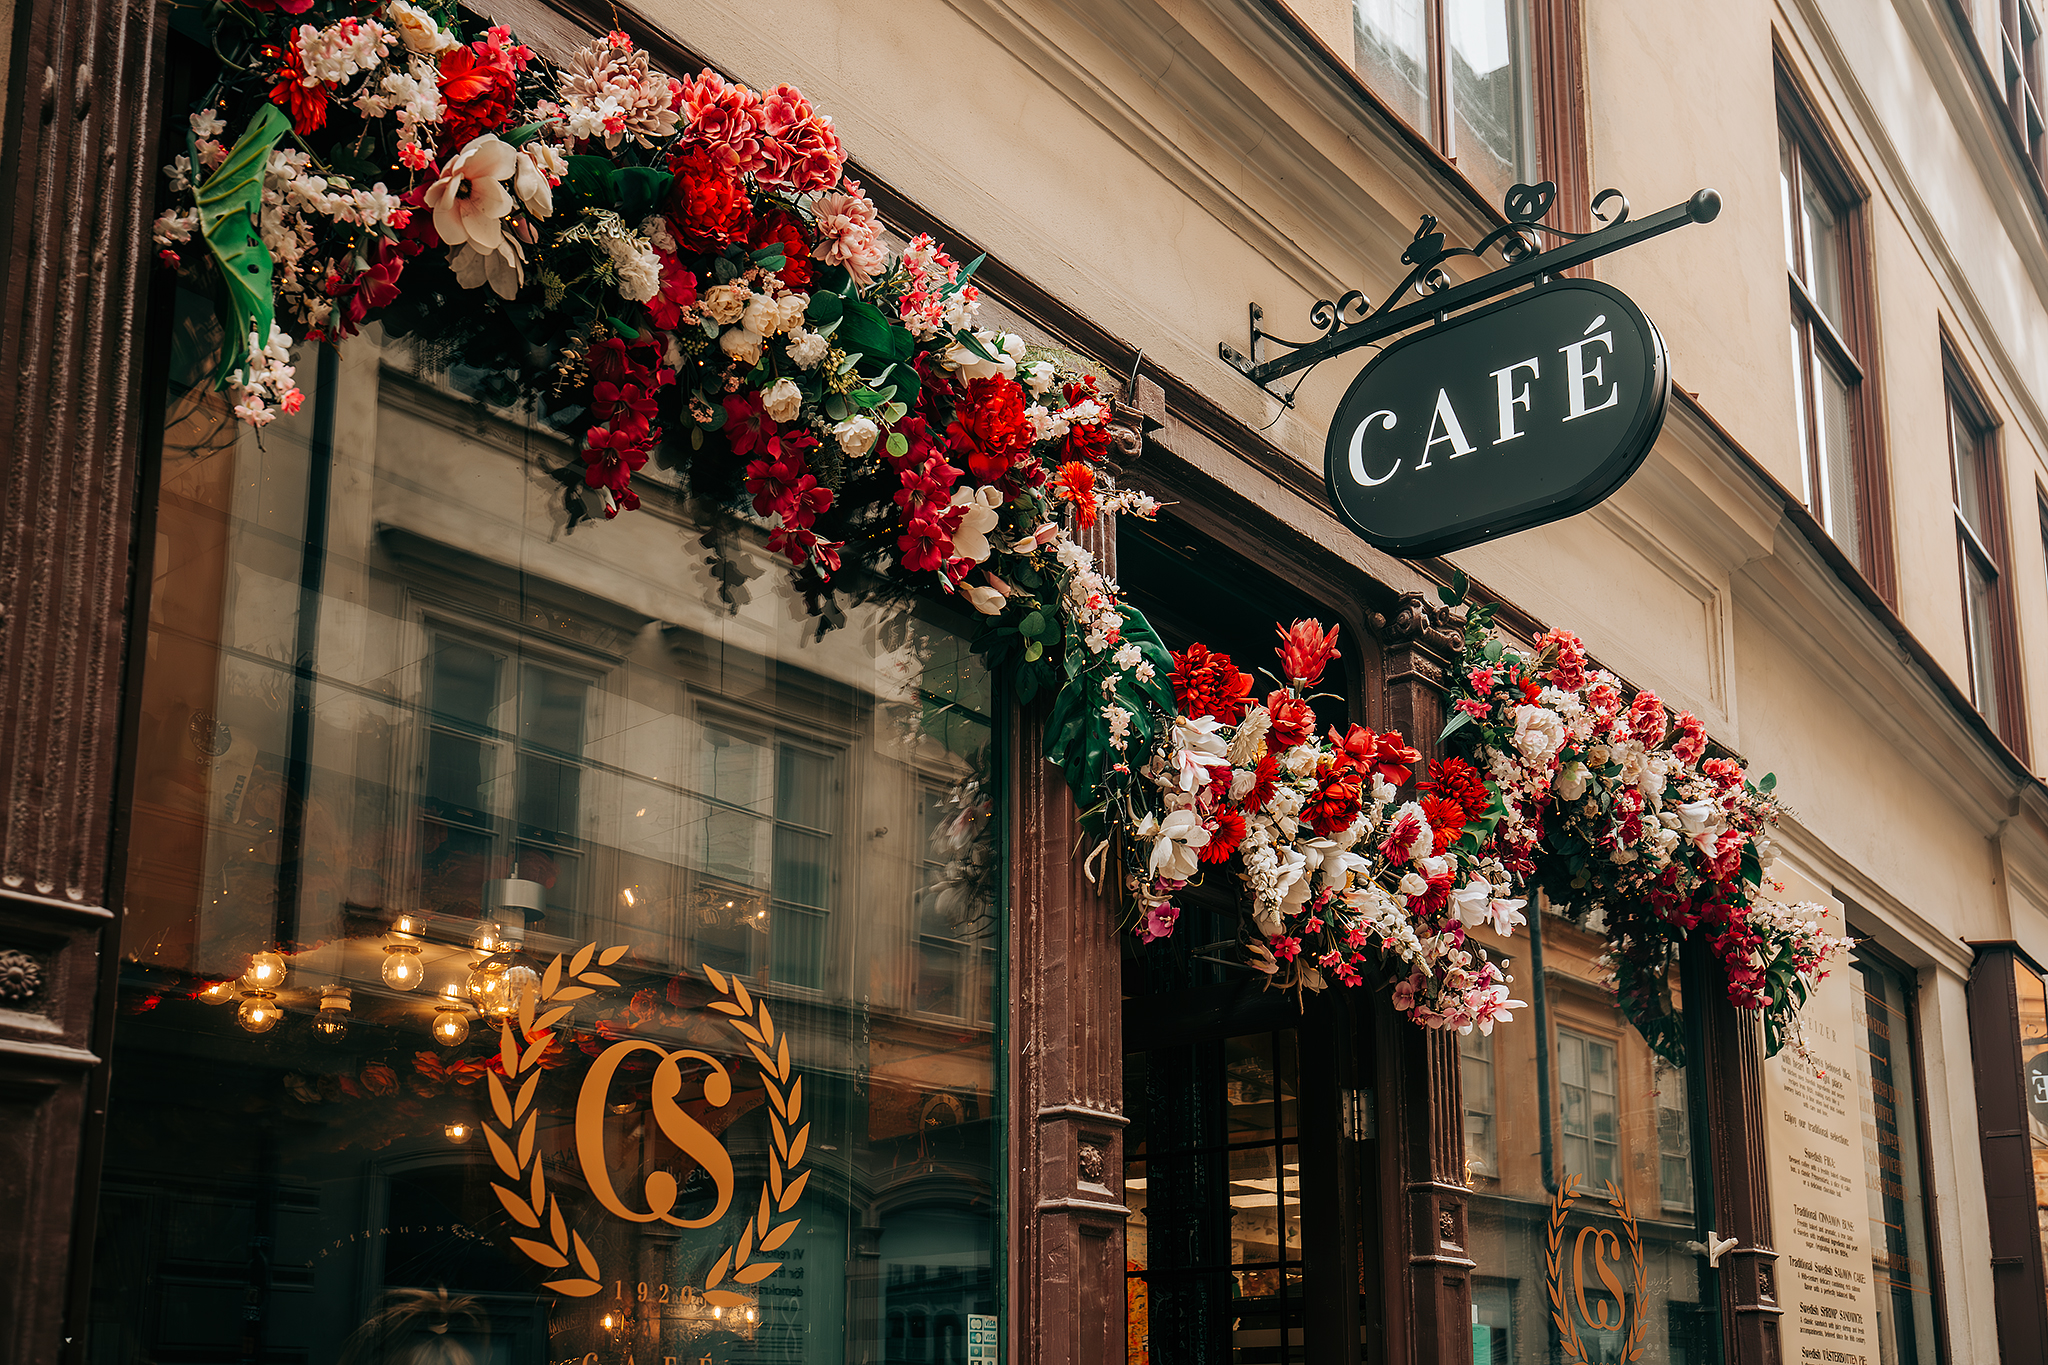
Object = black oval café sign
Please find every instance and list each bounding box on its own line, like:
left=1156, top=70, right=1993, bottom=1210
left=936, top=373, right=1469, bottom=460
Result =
left=1323, top=278, right=1669, bottom=558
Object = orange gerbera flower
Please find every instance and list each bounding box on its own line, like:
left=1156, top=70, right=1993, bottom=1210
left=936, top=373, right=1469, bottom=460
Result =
left=1053, top=460, right=1099, bottom=528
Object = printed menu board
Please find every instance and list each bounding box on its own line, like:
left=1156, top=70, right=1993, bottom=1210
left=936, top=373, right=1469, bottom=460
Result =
left=1761, top=886, right=1879, bottom=1365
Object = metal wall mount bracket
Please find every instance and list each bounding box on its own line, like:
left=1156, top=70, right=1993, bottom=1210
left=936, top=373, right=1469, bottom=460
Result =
left=1220, top=181, right=1721, bottom=396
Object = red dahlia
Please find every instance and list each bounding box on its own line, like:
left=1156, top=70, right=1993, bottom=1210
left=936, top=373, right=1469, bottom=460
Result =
left=1170, top=643, right=1254, bottom=725
left=664, top=145, right=755, bottom=252
left=1264, top=691, right=1315, bottom=748
left=945, top=375, right=1034, bottom=485
left=1305, top=768, right=1365, bottom=836
left=1199, top=809, right=1247, bottom=864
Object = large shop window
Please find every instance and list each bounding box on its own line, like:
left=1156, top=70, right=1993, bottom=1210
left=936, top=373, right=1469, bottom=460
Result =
left=1968, top=942, right=2048, bottom=1362
left=91, top=285, right=1005, bottom=1364
left=1461, top=906, right=1712, bottom=1365
left=1778, top=66, right=1891, bottom=591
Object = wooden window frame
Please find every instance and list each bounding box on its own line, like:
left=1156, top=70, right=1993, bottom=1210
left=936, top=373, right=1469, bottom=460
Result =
left=1943, top=345, right=2029, bottom=759
left=2001, top=0, right=2048, bottom=176
left=1964, top=940, right=2048, bottom=1364
left=1777, top=61, right=1896, bottom=601
left=1339, top=0, right=1589, bottom=220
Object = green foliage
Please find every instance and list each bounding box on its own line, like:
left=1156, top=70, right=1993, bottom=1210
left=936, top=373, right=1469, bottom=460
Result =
left=194, top=105, right=290, bottom=389
left=613, top=166, right=672, bottom=223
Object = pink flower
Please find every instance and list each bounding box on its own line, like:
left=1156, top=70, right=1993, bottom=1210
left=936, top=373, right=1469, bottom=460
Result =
left=810, top=180, right=886, bottom=285
left=1269, top=935, right=1302, bottom=963
left=1136, top=903, right=1179, bottom=944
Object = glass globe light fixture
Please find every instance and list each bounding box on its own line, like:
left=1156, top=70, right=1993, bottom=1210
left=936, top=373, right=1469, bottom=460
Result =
left=431, top=989, right=471, bottom=1047
left=381, top=939, right=424, bottom=991
left=443, top=1120, right=471, bottom=1143
left=312, top=986, right=352, bottom=1040
left=195, top=978, right=238, bottom=1005
left=237, top=991, right=282, bottom=1034
left=497, top=962, right=540, bottom=1019
left=464, top=958, right=508, bottom=1016
left=241, top=949, right=286, bottom=992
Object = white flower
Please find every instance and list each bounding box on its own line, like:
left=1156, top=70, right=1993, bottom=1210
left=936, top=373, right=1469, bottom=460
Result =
left=1675, top=799, right=1717, bottom=834
left=1021, top=360, right=1059, bottom=396
left=1449, top=878, right=1493, bottom=929
left=1397, top=871, right=1428, bottom=899
left=449, top=239, right=524, bottom=301
left=962, top=580, right=1007, bottom=615
left=190, top=108, right=226, bottom=139
left=1512, top=704, right=1566, bottom=762
left=1103, top=705, right=1133, bottom=751
left=1114, top=643, right=1143, bottom=670
left=386, top=0, right=458, bottom=53
left=944, top=330, right=1024, bottom=381
left=833, top=416, right=880, bottom=456
left=788, top=330, right=830, bottom=369
left=424, top=136, right=519, bottom=255
left=950, top=486, right=1003, bottom=563
left=1149, top=809, right=1212, bottom=881
left=640, top=215, right=677, bottom=254
left=1226, top=709, right=1272, bottom=766
left=1554, top=761, right=1589, bottom=802
left=719, top=326, right=764, bottom=366
left=741, top=293, right=780, bottom=337
left=762, top=378, right=803, bottom=423
left=514, top=146, right=557, bottom=219
left=775, top=294, right=809, bottom=335
left=601, top=235, right=662, bottom=302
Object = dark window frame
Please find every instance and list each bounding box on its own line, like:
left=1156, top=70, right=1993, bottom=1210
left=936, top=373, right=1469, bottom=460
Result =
left=2001, top=0, right=2048, bottom=175
left=1777, top=60, right=1896, bottom=600
left=1943, top=344, right=2029, bottom=759
left=1965, top=939, right=2048, bottom=1364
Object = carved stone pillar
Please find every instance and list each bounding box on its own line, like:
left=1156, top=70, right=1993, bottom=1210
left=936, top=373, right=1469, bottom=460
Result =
left=1007, top=384, right=1156, bottom=1365
left=0, top=3, right=168, bottom=1363
left=1369, top=593, right=1475, bottom=1364
left=1687, top=939, right=1784, bottom=1364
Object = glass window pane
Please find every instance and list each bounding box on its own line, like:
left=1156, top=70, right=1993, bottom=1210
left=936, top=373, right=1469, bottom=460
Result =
left=1780, top=132, right=1799, bottom=275
left=1953, top=400, right=1989, bottom=534
left=107, top=310, right=1005, bottom=1365
left=1854, top=951, right=1943, bottom=1362
left=1801, top=170, right=1844, bottom=330
left=1792, top=319, right=1815, bottom=507
left=1447, top=0, right=1533, bottom=205
left=1814, top=352, right=1862, bottom=566
left=1354, top=0, right=1433, bottom=139
left=1966, top=550, right=2003, bottom=732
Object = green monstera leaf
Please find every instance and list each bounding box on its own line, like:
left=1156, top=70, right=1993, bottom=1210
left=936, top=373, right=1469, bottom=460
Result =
left=194, top=104, right=291, bottom=389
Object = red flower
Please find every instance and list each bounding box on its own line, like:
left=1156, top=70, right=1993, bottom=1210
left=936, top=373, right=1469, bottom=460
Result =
left=592, top=381, right=657, bottom=436
left=664, top=145, right=754, bottom=252
left=1419, top=793, right=1468, bottom=844
left=1269, top=935, right=1303, bottom=963
left=945, top=375, right=1035, bottom=485
left=1276, top=618, right=1341, bottom=688
left=437, top=40, right=518, bottom=150
left=758, top=83, right=846, bottom=193
left=1199, top=808, right=1247, bottom=864
left=749, top=210, right=814, bottom=290
left=266, top=45, right=327, bottom=136
left=1053, top=461, right=1098, bottom=529
left=1304, top=768, right=1365, bottom=836
left=1170, top=643, right=1254, bottom=725
left=675, top=69, right=765, bottom=174
left=1670, top=710, right=1708, bottom=766
left=1535, top=627, right=1589, bottom=691
left=1327, top=724, right=1419, bottom=788
left=581, top=425, right=649, bottom=494
left=1060, top=378, right=1112, bottom=464
left=645, top=252, right=699, bottom=330
left=1264, top=691, right=1315, bottom=748
left=1422, top=757, right=1488, bottom=816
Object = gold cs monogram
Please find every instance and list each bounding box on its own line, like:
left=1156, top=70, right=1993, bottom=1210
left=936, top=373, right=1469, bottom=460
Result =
left=575, top=1040, right=737, bottom=1228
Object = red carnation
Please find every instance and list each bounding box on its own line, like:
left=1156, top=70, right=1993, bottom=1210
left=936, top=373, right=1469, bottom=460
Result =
left=437, top=41, right=518, bottom=150
left=664, top=145, right=754, bottom=253
left=1276, top=619, right=1341, bottom=688
left=1053, top=461, right=1099, bottom=529
left=1170, top=643, right=1254, bottom=726
left=1243, top=752, right=1280, bottom=812
left=1264, top=691, right=1315, bottom=748
left=946, top=375, right=1035, bottom=485
left=1419, top=793, right=1468, bottom=844
left=1422, top=757, right=1488, bottom=817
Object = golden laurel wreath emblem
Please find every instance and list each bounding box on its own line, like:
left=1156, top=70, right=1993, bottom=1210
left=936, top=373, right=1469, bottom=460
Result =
left=481, top=943, right=808, bottom=1303
left=1544, top=1173, right=1647, bottom=1363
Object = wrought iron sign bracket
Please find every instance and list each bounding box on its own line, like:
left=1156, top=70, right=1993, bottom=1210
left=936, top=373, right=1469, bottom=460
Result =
left=1219, top=181, right=1721, bottom=398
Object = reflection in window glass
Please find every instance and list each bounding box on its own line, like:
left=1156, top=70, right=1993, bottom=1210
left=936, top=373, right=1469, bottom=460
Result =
left=1560, top=1027, right=1618, bottom=1185
left=1446, top=0, right=1534, bottom=205
left=92, top=299, right=1003, bottom=1365
left=1656, top=1063, right=1693, bottom=1214
left=1853, top=950, right=1942, bottom=1363
left=2014, top=960, right=2048, bottom=1330
left=1461, top=1028, right=1498, bottom=1177
left=1354, top=0, right=1432, bottom=138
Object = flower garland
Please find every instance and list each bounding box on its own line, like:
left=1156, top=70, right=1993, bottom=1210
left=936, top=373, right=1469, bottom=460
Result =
left=1434, top=577, right=1848, bottom=1063
left=161, top=3, right=1842, bottom=1055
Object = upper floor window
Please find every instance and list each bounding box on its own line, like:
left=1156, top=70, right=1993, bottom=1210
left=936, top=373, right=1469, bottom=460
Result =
left=1558, top=1026, right=1618, bottom=1185
left=1460, top=1027, right=1498, bottom=1178
left=1946, top=361, right=2024, bottom=750
left=1655, top=1062, right=1693, bottom=1213
left=2001, top=0, right=2048, bottom=174
left=1780, top=108, right=1883, bottom=579
left=1351, top=0, right=1560, bottom=209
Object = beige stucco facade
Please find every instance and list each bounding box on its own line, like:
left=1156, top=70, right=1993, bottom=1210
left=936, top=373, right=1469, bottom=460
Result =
left=634, top=0, right=2048, bottom=1352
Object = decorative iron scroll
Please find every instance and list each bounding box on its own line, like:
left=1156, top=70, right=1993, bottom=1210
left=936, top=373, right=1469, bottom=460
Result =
left=1220, top=180, right=1718, bottom=402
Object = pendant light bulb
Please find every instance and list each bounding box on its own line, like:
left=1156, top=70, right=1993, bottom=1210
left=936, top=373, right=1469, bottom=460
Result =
left=237, top=992, right=282, bottom=1034
left=241, top=950, right=287, bottom=992
left=381, top=942, right=424, bottom=990
left=196, top=978, right=239, bottom=1005
left=443, top=1120, right=471, bottom=1143
left=312, top=986, right=352, bottom=1040
left=431, top=991, right=471, bottom=1048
